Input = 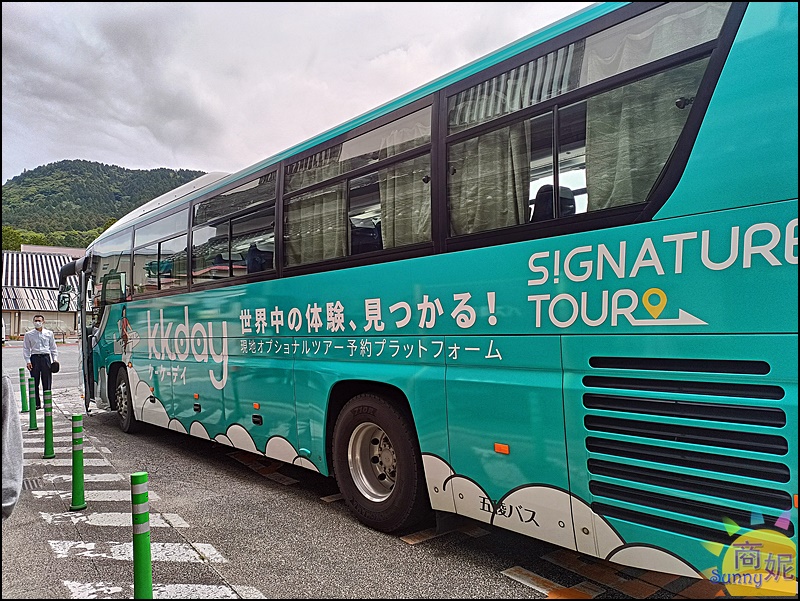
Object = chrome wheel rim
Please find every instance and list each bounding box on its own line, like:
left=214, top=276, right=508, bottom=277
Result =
left=348, top=422, right=396, bottom=502
left=116, top=377, right=130, bottom=421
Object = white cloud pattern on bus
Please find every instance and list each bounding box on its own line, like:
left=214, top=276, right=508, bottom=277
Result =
left=124, top=361, right=318, bottom=472
left=421, top=454, right=701, bottom=578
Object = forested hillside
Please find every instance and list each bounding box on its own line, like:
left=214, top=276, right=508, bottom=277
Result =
left=2, top=160, right=205, bottom=250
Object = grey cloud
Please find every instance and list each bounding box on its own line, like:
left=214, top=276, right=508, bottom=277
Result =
left=2, top=2, right=592, bottom=184
left=2, top=3, right=221, bottom=179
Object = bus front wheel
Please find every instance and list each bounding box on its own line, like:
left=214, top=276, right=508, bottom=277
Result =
left=115, top=368, right=139, bottom=433
left=332, top=393, right=429, bottom=533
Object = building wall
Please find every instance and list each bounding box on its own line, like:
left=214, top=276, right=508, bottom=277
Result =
left=2, top=310, right=77, bottom=339
left=20, top=244, right=85, bottom=259
left=3, top=249, right=81, bottom=338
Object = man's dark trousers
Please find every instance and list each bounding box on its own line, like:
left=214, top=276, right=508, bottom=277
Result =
left=30, top=354, right=52, bottom=409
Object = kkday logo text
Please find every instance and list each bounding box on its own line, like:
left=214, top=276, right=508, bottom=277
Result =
left=146, top=307, right=228, bottom=389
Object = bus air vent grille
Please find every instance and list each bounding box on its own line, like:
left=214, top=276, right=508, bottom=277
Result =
left=581, top=355, right=792, bottom=541
left=587, top=459, right=792, bottom=510
left=583, top=414, right=787, bottom=454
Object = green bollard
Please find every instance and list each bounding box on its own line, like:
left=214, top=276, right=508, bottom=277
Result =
left=43, top=390, right=55, bottom=459
left=69, top=414, right=87, bottom=511
left=131, top=472, right=153, bottom=599
left=27, top=377, right=38, bottom=431
left=19, top=368, right=29, bottom=413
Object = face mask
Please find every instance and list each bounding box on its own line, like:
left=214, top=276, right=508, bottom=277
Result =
left=34, top=321, right=43, bottom=329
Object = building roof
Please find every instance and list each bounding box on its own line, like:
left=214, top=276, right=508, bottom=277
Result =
left=2, top=251, right=79, bottom=312
left=20, top=244, right=85, bottom=259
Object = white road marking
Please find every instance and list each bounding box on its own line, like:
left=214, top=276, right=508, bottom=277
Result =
left=40, top=511, right=188, bottom=527
left=61, top=581, right=124, bottom=598
left=62, top=581, right=266, bottom=599
left=32, top=489, right=161, bottom=501
left=25, top=435, right=75, bottom=442
left=48, top=541, right=228, bottom=563
left=264, top=472, right=298, bottom=485
left=24, top=458, right=111, bottom=467
left=44, top=473, right=126, bottom=483
left=25, top=446, right=102, bottom=454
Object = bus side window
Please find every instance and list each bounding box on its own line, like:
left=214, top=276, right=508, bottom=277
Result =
left=101, top=271, right=125, bottom=305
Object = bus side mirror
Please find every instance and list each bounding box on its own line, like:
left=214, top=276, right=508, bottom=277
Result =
left=57, top=292, right=70, bottom=312
left=57, top=284, right=73, bottom=312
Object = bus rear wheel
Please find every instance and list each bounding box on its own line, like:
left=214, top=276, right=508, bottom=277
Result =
left=115, top=368, right=139, bottom=433
left=332, top=393, right=429, bottom=533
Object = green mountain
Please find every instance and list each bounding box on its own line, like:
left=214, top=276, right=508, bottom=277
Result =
left=2, top=160, right=206, bottom=250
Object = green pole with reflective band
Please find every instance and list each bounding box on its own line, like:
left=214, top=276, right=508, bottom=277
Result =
left=27, top=377, right=38, bottom=431
left=19, top=368, right=28, bottom=412
left=43, top=390, right=55, bottom=459
left=131, top=471, right=153, bottom=599
left=69, top=414, right=87, bottom=511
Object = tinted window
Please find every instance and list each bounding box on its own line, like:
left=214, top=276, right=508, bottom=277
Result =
left=285, top=107, right=431, bottom=194
left=135, top=209, right=188, bottom=247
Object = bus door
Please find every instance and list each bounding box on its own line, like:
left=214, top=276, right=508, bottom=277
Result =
left=444, top=335, right=576, bottom=550
left=92, top=269, right=130, bottom=407
left=58, top=256, right=97, bottom=410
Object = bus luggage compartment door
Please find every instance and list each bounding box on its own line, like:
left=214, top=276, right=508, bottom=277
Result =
left=444, top=335, right=576, bottom=550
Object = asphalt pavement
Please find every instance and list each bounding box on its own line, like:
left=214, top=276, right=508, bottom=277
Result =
left=2, top=338, right=83, bottom=394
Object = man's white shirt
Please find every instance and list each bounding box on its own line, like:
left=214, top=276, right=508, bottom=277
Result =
left=22, top=328, right=58, bottom=363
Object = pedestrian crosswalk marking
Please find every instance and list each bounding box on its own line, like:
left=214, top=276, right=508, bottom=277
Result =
left=25, top=435, right=80, bottom=443
left=48, top=541, right=228, bottom=563
left=24, top=457, right=111, bottom=467
left=61, top=581, right=266, bottom=599
left=21, top=395, right=274, bottom=598
left=61, top=581, right=123, bottom=598
left=24, top=445, right=102, bottom=454
left=41, top=511, right=189, bottom=527
left=32, top=489, right=161, bottom=501
left=43, top=473, right=126, bottom=483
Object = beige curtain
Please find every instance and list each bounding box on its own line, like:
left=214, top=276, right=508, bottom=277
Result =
left=284, top=146, right=347, bottom=266
left=585, top=58, right=708, bottom=210
left=583, top=2, right=729, bottom=210
left=449, top=42, right=584, bottom=133
left=448, top=122, right=531, bottom=236
left=376, top=117, right=432, bottom=249
left=380, top=155, right=431, bottom=248
left=445, top=38, right=583, bottom=235
left=284, top=145, right=343, bottom=195
left=581, top=2, right=730, bottom=86
left=284, top=184, right=346, bottom=266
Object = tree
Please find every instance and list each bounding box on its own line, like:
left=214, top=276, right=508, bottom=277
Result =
left=21, top=231, right=48, bottom=246
left=2, top=225, right=23, bottom=250
left=2, top=160, right=205, bottom=233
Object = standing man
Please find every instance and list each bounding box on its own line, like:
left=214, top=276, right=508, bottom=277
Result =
left=22, top=314, right=58, bottom=410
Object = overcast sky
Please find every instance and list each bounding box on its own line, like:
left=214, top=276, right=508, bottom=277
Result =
left=2, top=2, right=592, bottom=185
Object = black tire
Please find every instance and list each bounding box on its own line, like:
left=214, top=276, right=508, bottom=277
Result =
left=332, top=393, right=430, bottom=533
left=115, top=368, right=139, bottom=433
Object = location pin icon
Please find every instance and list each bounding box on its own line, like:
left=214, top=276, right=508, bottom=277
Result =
left=643, top=288, right=667, bottom=318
